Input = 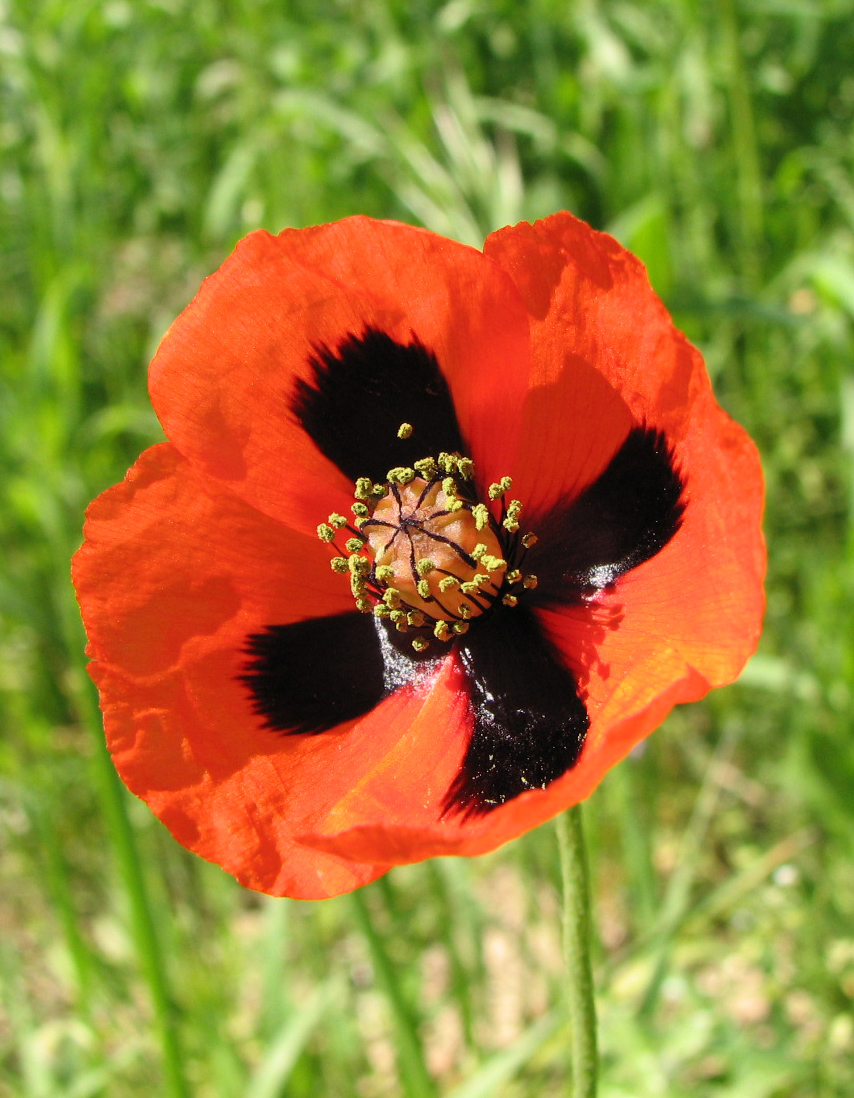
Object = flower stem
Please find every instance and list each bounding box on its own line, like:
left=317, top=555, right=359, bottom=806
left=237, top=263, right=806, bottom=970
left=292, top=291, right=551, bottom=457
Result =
left=555, top=804, right=598, bottom=1098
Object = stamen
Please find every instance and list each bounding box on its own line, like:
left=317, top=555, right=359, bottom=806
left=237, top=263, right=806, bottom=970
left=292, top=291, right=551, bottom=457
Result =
left=471, top=504, right=490, bottom=530
left=414, top=457, right=437, bottom=479
left=387, top=466, right=416, bottom=485
left=488, top=476, right=512, bottom=500
left=503, top=499, right=523, bottom=532
left=323, top=442, right=540, bottom=645
left=397, top=422, right=413, bottom=439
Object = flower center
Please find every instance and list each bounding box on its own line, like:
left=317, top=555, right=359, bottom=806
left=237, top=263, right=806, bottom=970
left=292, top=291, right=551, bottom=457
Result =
left=362, top=477, right=507, bottom=620
left=317, top=442, right=538, bottom=653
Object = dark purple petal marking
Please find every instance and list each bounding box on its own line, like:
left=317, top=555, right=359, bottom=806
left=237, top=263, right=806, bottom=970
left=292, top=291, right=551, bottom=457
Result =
left=241, top=612, right=386, bottom=734
left=241, top=614, right=437, bottom=735
left=443, top=607, right=589, bottom=818
left=529, top=426, right=685, bottom=604
left=292, top=327, right=464, bottom=483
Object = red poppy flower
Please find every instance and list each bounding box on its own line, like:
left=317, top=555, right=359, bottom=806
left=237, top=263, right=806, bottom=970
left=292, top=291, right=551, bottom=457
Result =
left=72, top=214, right=765, bottom=900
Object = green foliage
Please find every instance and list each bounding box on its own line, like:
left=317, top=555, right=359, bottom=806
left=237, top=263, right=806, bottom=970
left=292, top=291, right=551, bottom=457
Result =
left=1, top=0, right=852, bottom=1094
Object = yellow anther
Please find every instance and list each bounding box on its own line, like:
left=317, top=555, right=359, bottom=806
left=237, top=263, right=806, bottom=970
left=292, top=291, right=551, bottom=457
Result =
left=503, top=499, right=523, bottom=532
left=389, top=609, right=405, bottom=624
left=416, top=579, right=431, bottom=599
left=442, top=476, right=457, bottom=498
left=387, top=466, right=415, bottom=485
left=317, top=523, right=335, bottom=542
left=457, top=604, right=472, bottom=619
left=407, top=610, right=427, bottom=627
left=416, top=558, right=435, bottom=576
left=375, top=564, right=395, bottom=583
left=522, top=574, right=539, bottom=589
left=355, top=597, right=372, bottom=612
left=328, top=513, right=348, bottom=528
left=522, top=532, right=539, bottom=548
left=453, top=621, right=470, bottom=635
left=481, top=555, right=506, bottom=572
left=330, top=557, right=349, bottom=574
left=411, top=636, right=429, bottom=652
left=373, top=604, right=391, bottom=618
left=472, top=504, right=490, bottom=530
left=460, top=581, right=481, bottom=596
left=354, top=477, right=374, bottom=500
left=471, top=543, right=488, bottom=560
left=439, top=576, right=459, bottom=592
left=506, top=569, right=522, bottom=584
left=350, top=573, right=366, bottom=597
left=488, top=476, right=512, bottom=500
left=397, top=422, right=413, bottom=439
left=383, top=588, right=402, bottom=608
left=348, top=554, right=370, bottom=576
left=414, top=457, right=437, bottom=479
left=345, top=537, right=364, bottom=553
left=457, top=457, right=474, bottom=479
left=352, top=502, right=369, bottom=517
left=502, top=594, right=519, bottom=608
left=434, top=621, right=451, bottom=641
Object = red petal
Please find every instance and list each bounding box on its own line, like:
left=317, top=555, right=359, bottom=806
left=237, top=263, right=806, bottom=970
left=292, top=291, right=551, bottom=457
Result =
left=72, top=443, right=453, bottom=898
left=484, top=213, right=710, bottom=521
left=149, top=218, right=532, bottom=537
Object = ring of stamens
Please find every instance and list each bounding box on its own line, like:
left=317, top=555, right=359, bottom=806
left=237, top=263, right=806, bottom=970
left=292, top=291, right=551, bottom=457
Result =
left=318, top=440, right=538, bottom=653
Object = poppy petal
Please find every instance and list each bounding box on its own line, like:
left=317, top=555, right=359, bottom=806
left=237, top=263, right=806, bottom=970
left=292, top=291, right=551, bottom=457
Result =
left=149, top=218, right=532, bottom=539
left=528, top=425, right=685, bottom=603
left=72, top=443, right=447, bottom=898
left=443, top=607, right=589, bottom=817
left=483, top=213, right=716, bottom=522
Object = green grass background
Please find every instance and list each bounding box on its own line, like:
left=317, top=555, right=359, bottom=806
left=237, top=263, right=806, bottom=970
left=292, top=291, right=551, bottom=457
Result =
left=2, top=1, right=853, bottom=1095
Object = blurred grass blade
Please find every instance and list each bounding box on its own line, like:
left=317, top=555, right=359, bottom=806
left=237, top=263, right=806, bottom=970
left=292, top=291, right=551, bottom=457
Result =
left=351, top=887, right=437, bottom=1098
left=446, top=1012, right=562, bottom=1098
left=61, top=592, right=191, bottom=1098
left=246, top=981, right=338, bottom=1098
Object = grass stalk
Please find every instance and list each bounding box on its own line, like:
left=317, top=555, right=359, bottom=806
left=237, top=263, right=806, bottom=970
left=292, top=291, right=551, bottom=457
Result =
left=555, top=804, right=598, bottom=1098
left=350, top=886, right=437, bottom=1098
left=62, top=594, right=192, bottom=1098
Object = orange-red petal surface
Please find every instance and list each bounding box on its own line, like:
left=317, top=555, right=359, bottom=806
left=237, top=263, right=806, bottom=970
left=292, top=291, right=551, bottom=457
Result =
left=149, top=218, right=532, bottom=538
left=73, top=444, right=474, bottom=897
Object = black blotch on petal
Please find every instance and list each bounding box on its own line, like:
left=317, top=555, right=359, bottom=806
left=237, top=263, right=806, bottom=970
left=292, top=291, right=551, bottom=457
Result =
left=443, top=607, right=589, bottom=818
left=531, top=426, right=686, bottom=604
left=241, top=612, right=388, bottom=734
left=292, top=327, right=465, bottom=483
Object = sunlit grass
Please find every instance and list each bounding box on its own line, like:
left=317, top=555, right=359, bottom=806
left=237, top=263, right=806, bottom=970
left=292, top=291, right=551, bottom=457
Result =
left=1, top=1, right=852, bottom=1095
